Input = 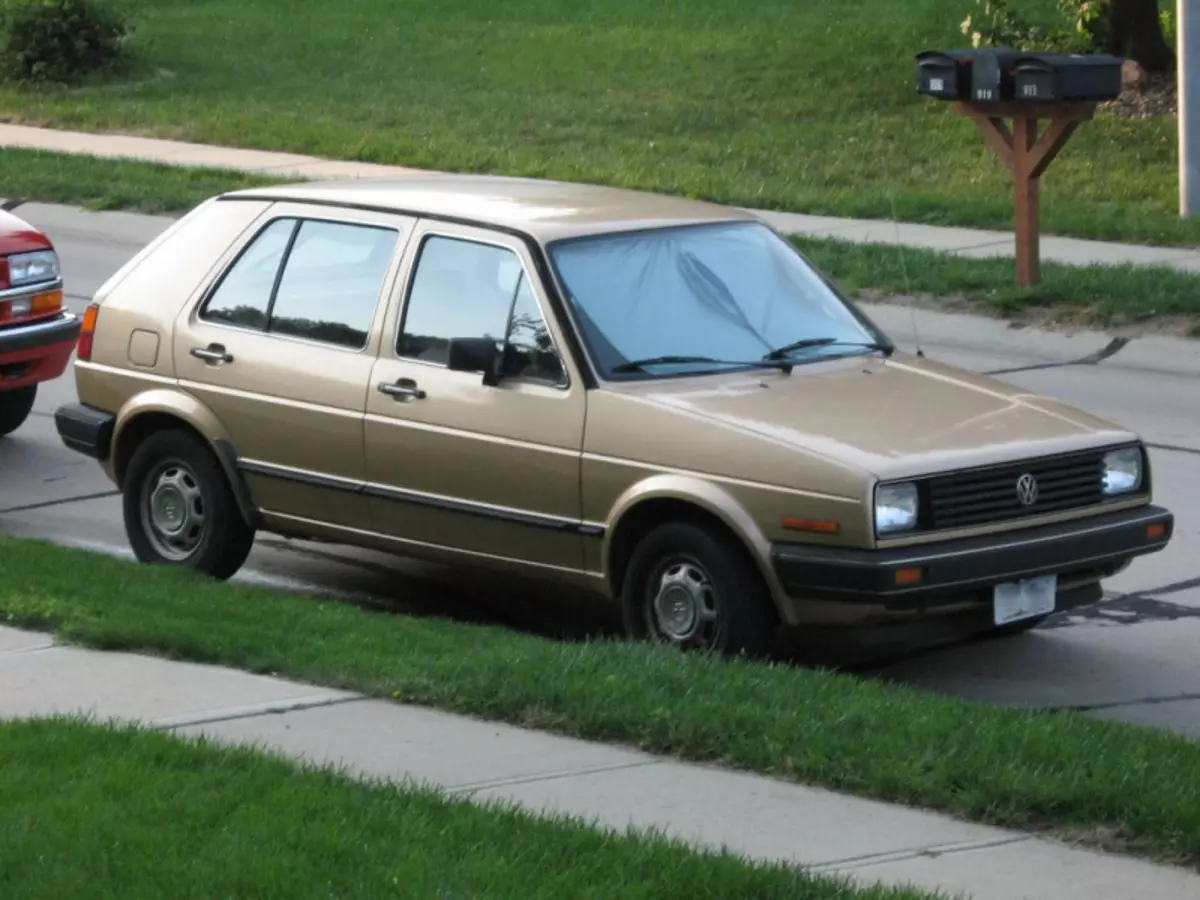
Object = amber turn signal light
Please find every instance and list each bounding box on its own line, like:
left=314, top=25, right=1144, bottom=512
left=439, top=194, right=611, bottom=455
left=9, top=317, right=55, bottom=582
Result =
left=0, top=288, right=62, bottom=324
left=29, top=288, right=63, bottom=316
left=780, top=516, right=840, bottom=534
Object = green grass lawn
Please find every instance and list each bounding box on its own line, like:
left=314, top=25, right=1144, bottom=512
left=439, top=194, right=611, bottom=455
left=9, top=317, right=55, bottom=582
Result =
left=0, top=0, right=1191, bottom=246
left=0, top=719, right=930, bottom=900
left=0, top=147, right=286, bottom=212
left=794, top=237, right=1200, bottom=334
left=4, top=534, right=1200, bottom=869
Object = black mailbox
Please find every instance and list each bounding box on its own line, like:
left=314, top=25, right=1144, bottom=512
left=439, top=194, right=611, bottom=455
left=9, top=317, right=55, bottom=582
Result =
left=1012, top=53, right=1124, bottom=102
left=970, top=47, right=1023, bottom=102
left=915, top=50, right=978, bottom=100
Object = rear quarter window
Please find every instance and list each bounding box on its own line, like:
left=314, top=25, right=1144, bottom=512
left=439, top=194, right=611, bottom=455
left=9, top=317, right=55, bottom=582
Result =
left=86, top=199, right=273, bottom=370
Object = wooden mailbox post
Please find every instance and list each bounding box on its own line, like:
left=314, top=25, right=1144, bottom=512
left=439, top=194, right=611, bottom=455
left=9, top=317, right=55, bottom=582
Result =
left=954, top=100, right=1098, bottom=286
left=916, top=48, right=1123, bottom=287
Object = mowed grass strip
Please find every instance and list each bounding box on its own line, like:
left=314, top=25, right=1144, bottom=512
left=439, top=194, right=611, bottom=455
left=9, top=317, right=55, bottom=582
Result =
left=3, top=535, right=1200, bottom=867
left=0, top=718, right=931, bottom=900
left=0, top=0, right=1192, bottom=245
left=794, top=237, right=1200, bottom=332
left=0, top=148, right=288, bottom=213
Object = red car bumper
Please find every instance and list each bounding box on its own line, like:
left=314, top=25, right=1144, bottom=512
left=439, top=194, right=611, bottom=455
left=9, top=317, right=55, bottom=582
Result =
left=0, top=312, right=80, bottom=391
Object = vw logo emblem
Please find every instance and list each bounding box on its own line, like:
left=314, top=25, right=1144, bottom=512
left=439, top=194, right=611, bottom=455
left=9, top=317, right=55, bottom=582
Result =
left=1015, top=473, right=1039, bottom=506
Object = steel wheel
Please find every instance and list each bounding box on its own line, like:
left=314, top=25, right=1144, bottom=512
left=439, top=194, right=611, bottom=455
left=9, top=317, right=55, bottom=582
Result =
left=140, top=458, right=207, bottom=561
left=123, top=428, right=255, bottom=579
left=622, top=520, right=777, bottom=658
left=644, top=555, right=723, bottom=650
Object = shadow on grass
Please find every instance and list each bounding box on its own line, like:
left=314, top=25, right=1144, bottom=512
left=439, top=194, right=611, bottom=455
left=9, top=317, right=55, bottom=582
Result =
left=247, top=534, right=989, bottom=675
left=248, top=535, right=625, bottom=643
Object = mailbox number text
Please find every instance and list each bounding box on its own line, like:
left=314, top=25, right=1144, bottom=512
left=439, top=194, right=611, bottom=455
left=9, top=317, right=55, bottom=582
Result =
left=975, top=88, right=994, bottom=100
left=930, top=77, right=945, bottom=92
left=1021, top=84, right=1038, bottom=97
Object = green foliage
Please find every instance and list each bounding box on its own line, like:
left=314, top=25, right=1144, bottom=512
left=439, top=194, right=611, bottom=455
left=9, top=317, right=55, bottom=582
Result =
left=1160, top=5, right=1176, bottom=46
left=960, top=0, right=1104, bottom=53
left=0, top=0, right=132, bottom=85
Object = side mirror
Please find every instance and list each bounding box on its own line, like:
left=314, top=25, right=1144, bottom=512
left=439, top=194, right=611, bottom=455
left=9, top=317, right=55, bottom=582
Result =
left=446, top=336, right=502, bottom=386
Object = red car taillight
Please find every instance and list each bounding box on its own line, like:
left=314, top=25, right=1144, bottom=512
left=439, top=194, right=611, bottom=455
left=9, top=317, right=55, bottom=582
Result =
left=77, top=303, right=100, bottom=361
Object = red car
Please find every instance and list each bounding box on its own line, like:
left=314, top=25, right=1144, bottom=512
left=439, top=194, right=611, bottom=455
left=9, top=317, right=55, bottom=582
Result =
left=0, top=207, right=79, bottom=437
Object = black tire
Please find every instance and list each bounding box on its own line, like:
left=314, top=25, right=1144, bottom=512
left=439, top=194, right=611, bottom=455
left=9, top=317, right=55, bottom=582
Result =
left=122, top=428, right=255, bottom=580
left=621, top=521, right=777, bottom=657
left=0, top=385, right=36, bottom=437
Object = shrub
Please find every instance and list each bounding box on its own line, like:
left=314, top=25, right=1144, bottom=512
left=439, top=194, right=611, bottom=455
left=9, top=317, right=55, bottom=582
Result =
left=0, top=0, right=133, bottom=85
left=960, top=0, right=1101, bottom=54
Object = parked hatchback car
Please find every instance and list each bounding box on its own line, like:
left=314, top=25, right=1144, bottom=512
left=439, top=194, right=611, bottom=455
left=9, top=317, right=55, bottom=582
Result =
left=0, top=207, right=78, bottom=436
left=54, top=176, right=1173, bottom=655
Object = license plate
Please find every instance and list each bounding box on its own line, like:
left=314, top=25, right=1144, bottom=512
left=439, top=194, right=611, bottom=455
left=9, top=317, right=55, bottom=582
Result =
left=993, top=575, right=1057, bottom=626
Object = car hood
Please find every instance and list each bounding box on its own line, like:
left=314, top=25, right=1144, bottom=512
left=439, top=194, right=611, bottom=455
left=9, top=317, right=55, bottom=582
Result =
left=617, top=352, right=1137, bottom=481
left=0, top=208, right=53, bottom=256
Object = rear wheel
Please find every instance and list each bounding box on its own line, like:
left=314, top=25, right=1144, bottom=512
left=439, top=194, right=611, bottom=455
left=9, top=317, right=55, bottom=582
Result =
left=122, top=428, right=255, bottom=580
left=621, top=521, right=777, bottom=657
left=0, top=385, right=36, bottom=437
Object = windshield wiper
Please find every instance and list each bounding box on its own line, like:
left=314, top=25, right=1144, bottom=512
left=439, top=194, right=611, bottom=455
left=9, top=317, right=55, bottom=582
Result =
left=611, top=355, right=791, bottom=374
left=762, top=337, right=892, bottom=362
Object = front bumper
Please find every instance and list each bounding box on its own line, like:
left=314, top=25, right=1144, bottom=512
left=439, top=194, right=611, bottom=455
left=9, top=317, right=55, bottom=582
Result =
left=771, top=505, right=1173, bottom=612
left=0, top=312, right=80, bottom=389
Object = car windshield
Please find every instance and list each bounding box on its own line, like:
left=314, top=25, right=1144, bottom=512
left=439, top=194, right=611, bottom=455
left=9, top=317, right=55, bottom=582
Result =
left=547, top=221, right=886, bottom=378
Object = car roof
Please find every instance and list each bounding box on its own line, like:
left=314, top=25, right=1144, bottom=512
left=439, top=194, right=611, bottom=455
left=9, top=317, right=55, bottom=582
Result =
left=220, top=173, right=761, bottom=242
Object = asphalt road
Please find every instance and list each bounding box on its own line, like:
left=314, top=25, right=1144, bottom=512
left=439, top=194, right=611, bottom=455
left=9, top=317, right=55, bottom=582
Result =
left=3, top=202, right=1199, bottom=737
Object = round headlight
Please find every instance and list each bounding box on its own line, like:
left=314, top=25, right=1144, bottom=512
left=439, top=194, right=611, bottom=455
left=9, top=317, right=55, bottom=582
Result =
left=1103, top=447, right=1143, bottom=495
left=876, top=482, right=918, bottom=534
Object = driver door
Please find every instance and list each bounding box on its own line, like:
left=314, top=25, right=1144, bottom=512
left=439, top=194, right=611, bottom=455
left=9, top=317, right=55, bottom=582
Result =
left=363, top=222, right=589, bottom=572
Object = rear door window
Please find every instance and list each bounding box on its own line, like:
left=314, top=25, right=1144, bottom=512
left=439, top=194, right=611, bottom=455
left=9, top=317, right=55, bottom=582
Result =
left=200, top=216, right=400, bottom=350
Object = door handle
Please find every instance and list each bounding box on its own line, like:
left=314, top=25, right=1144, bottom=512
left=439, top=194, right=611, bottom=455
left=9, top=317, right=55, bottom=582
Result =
left=191, top=343, right=233, bottom=364
left=378, top=378, right=426, bottom=400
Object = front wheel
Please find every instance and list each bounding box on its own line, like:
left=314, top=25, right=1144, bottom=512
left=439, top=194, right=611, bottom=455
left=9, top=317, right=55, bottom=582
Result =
left=122, top=428, right=255, bottom=580
left=621, top=521, right=778, bottom=657
left=0, top=385, right=36, bottom=437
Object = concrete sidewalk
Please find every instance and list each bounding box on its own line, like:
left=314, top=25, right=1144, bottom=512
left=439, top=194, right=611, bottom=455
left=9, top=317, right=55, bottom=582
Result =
left=2, top=624, right=1196, bottom=900
left=2, top=122, right=1199, bottom=272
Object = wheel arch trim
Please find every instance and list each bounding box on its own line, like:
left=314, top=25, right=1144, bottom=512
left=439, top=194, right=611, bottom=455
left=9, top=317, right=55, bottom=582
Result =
left=601, top=474, right=795, bottom=625
left=112, top=389, right=260, bottom=528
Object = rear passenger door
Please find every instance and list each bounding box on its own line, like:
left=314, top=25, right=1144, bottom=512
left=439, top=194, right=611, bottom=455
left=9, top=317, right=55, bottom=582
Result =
left=174, top=203, right=415, bottom=530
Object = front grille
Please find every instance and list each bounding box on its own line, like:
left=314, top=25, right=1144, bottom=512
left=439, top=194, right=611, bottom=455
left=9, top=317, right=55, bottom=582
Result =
left=921, top=449, right=1115, bottom=530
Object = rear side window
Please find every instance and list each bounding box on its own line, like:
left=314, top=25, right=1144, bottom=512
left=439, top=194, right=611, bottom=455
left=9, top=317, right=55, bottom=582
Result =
left=200, top=218, right=293, bottom=330
left=200, top=216, right=400, bottom=350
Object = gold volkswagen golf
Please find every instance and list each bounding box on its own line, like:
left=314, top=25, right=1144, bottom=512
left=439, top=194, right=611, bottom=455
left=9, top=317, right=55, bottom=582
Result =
left=55, top=175, right=1173, bottom=656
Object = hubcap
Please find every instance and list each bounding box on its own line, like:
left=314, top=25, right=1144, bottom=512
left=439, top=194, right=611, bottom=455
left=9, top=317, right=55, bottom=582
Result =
left=650, top=560, right=719, bottom=645
left=141, top=461, right=206, bottom=560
